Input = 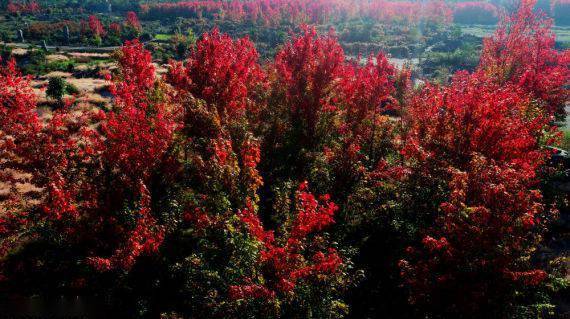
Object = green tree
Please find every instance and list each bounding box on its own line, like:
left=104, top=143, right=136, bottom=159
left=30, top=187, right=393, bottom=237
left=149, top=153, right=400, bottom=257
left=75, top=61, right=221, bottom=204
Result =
left=46, top=76, right=66, bottom=102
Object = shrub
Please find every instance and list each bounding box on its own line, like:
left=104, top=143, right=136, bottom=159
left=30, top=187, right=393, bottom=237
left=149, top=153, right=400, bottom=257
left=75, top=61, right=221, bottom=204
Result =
left=65, top=82, right=79, bottom=95
left=46, top=76, right=67, bottom=101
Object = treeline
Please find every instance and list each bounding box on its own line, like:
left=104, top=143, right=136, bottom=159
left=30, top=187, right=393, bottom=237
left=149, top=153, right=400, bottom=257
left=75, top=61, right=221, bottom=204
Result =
left=1, top=0, right=141, bottom=13
left=139, top=0, right=570, bottom=25
left=19, top=12, right=142, bottom=46
left=4, top=0, right=570, bottom=26
left=140, top=0, right=453, bottom=25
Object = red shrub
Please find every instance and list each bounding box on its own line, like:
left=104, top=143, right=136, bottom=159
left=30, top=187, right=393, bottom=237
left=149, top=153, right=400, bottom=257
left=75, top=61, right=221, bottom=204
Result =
left=0, top=58, right=104, bottom=276
left=0, top=59, right=40, bottom=149
left=86, top=181, right=164, bottom=271
left=397, top=4, right=568, bottom=310
left=340, top=53, right=398, bottom=140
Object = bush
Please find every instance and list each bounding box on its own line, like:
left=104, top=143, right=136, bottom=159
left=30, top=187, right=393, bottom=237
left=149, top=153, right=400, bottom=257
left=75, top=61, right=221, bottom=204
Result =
left=65, top=82, right=79, bottom=95
left=46, top=76, right=67, bottom=101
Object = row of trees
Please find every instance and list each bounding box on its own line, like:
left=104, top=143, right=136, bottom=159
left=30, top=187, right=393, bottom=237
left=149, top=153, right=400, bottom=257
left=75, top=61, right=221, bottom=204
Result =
left=4, top=0, right=570, bottom=26
left=138, top=0, right=570, bottom=26
left=24, top=12, right=142, bottom=45
left=6, top=1, right=41, bottom=14
left=140, top=0, right=453, bottom=25
left=83, top=12, right=142, bottom=44
left=3, top=0, right=141, bottom=13
left=0, top=0, right=568, bottom=317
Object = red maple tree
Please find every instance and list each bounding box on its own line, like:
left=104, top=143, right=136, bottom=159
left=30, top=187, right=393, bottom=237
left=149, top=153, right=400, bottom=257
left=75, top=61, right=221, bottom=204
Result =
left=230, top=182, right=342, bottom=300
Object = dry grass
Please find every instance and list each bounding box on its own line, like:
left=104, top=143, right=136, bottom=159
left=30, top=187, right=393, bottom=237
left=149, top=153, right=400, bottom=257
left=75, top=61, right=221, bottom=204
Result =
left=69, top=52, right=110, bottom=59
left=11, top=48, right=28, bottom=56
left=30, top=73, right=110, bottom=106
left=46, top=54, right=69, bottom=63
left=69, top=52, right=110, bottom=63
left=42, top=71, right=73, bottom=78
left=68, top=77, right=107, bottom=92
left=155, top=63, right=169, bottom=75
left=0, top=50, right=117, bottom=213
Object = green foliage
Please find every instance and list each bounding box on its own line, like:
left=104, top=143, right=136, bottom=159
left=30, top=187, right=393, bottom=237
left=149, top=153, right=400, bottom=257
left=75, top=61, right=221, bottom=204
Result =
left=65, top=82, right=79, bottom=95
left=420, top=43, right=481, bottom=82
left=154, top=33, right=173, bottom=41
left=46, top=76, right=67, bottom=101
left=46, top=76, right=78, bottom=101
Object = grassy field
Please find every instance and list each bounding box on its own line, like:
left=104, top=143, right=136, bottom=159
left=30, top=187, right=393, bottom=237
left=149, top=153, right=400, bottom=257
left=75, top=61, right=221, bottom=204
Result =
left=154, top=33, right=173, bottom=41
left=459, top=24, right=570, bottom=45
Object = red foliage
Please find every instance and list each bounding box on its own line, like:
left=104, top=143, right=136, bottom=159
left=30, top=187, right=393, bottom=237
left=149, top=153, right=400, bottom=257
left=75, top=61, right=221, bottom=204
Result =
left=399, top=70, right=554, bottom=310
left=165, top=29, right=266, bottom=228
left=240, top=137, right=264, bottom=192
left=271, top=26, right=405, bottom=185
left=167, top=28, right=265, bottom=121
left=402, top=74, right=548, bottom=178
left=0, top=6, right=565, bottom=314
left=0, top=59, right=40, bottom=150
left=109, top=22, right=122, bottom=36
left=125, top=11, right=142, bottom=32
left=86, top=181, right=164, bottom=271
left=340, top=53, right=398, bottom=140
left=479, top=0, right=570, bottom=116
left=0, top=58, right=105, bottom=277
left=61, top=42, right=174, bottom=273
left=27, top=21, right=81, bottom=40
left=274, top=26, right=345, bottom=139
left=7, top=1, right=41, bottom=14
left=103, top=40, right=176, bottom=185
left=230, top=182, right=341, bottom=300
left=396, top=3, right=568, bottom=309
left=365, top=0, right=452, bottom=24
left=0, top=59, right=102, bottom=221
left=164, top=29, right=264, bottom=121
left=88, top=15, right=106, bottom=38
left=77, top=41, right=175, bottom=273
left=141, top=0, right=452, bottom=26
